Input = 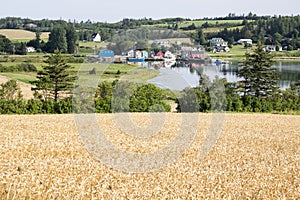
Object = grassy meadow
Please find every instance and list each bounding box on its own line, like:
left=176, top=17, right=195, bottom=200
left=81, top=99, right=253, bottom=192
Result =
left=0, top=113, right=299, bottom=199
left=0, top=54, right=158, bottom=99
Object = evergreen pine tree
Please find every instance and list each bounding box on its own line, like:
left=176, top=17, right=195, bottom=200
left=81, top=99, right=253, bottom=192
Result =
left=237, top=43, right=280, bottom=97
left=31, top=50, right=75, bottom=102
left=66, top=24, right=78, bottom=54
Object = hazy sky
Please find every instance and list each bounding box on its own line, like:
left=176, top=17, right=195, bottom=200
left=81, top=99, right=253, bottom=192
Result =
left=2, top=0, right=299, bottom=22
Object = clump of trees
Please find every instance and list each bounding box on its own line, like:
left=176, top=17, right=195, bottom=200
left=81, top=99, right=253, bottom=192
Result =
left=0, top=80, right=23, bottom=101
left=44, top=24, right=78, bottom=53
left=0, top=63, right=37, bottom=72
left=0, top=35, right=27, bottom=55
left=94, top=80, right=171, bottom=113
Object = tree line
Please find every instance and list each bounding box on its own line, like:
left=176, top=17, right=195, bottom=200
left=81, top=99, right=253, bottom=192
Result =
left=2, top=14, right=300, bottom=51
left=197, top=16, right=300, bottom=50
left=0, top=25, right=78, bottom=55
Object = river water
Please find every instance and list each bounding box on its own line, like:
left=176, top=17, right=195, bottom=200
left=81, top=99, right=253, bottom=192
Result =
left=146, top=61, right=300, bottom=91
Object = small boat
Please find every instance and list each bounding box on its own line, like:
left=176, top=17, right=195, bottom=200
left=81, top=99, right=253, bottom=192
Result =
left=127, top=57, right=145, bottom=63
left=214, top=59, right=230, bottom=65
left=214, top=59, right=222, bottom=65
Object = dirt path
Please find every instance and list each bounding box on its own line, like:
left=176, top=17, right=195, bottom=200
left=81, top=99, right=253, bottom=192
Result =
left=0, top=75, right=34, bottom=100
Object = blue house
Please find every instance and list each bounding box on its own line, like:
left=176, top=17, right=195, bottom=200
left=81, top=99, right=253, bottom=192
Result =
left=99, top=50, right=115, bottom=58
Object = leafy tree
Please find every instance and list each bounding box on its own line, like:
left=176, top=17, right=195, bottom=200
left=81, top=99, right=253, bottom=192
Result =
left=46, top=26, right=67, bottom=53
left=129, top=84, right=170, bottom=112
left=15, top=42, right=27, bottom=55
left=35, top=30, right=41, bottom=50
left=0, top=35, right=14, bottom=54
left=27, top=30, right=42, bottom=51
left=111, top=80, right=136, bottom=112
left=66, top=24, right=78, bottom=54
left=0, top=80, right=23, bottom=101
left=94, top=81, right=114, bottom=113
left=195, top=28, right=206, bottom=45
left=31, top=50, right=75, bottom=102
left=237, top=43, right=280, bottom=98
left=176, top=88, right=198, bottom=112
left=198, top=74, right=211, bottom=92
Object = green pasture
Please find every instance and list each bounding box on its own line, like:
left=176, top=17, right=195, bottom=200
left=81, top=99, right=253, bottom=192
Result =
left=0, top=55, right=158, bottom=85
left=178, top=19, right=246, bottom=28
left=208, top=44, right=252, bottom=59
left=0, top=72, right=37, bottom=84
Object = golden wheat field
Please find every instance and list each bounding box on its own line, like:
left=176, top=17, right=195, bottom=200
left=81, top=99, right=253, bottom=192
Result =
left=0, top=29, right=49, bottom=40
left=0, top=113, right=299, bottom=199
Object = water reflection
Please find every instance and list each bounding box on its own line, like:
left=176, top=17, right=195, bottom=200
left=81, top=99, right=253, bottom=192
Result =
left=146, top=61, right=222, bottom=90
left=146, top=61, right=300, bottom=90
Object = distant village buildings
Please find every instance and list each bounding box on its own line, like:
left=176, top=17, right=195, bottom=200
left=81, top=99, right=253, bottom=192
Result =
left=211, top=38, right=230, bottom=53
left=237, top=39, right=253, bottom=45
left=26, top=46, right=36, bottom=53
left=181, top=47, right=205, bottom=59
left=153, top=40, right=171, bottom=48
left=99, top=49, right=114, bottom=62
left=264, top=45, right=283, bottom=52
left=24, top=23, right=38, bottom=29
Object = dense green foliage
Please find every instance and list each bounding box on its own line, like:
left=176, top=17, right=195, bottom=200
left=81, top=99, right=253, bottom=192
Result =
left=0, top=80, right=23, bottom=101
left=176, top=76, right=300, bottom=113
left=0, top=35, right=27, bottom=55
left=0, top=80, right=171, bottom=114
left=0, top=62, right=37, bottom=72
left=94, top=81, right=171, bottom=113
left=45, top=26, right=68, bottom=53
left=66, top=24, right=78, bottom=54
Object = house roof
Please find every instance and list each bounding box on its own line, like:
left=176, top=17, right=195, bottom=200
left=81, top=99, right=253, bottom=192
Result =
left=99, top=49, right=114, bottom=58
left=91, top=33, right=100, bottom=38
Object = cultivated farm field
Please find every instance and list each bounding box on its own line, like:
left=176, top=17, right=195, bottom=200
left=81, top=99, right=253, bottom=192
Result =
left=0, top=29, right=49, bottom=41
left=0, top=113, right=299, bottom=199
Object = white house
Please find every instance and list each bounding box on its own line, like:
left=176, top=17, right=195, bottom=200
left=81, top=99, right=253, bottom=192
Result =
left=24, top=23, right=38, bottom=29
left=211, top=38, right=228, bottom=47
left=91, top=33, right=101, bottom=42
left=153, top=40, right=171, bottom=48
left=264, top=45, right=282, bottom=52
left=237, top=39, right=253, bottom=45
left=126, top=50, right=135, bottom=57
left=26, top=47, right=36, bottom=53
